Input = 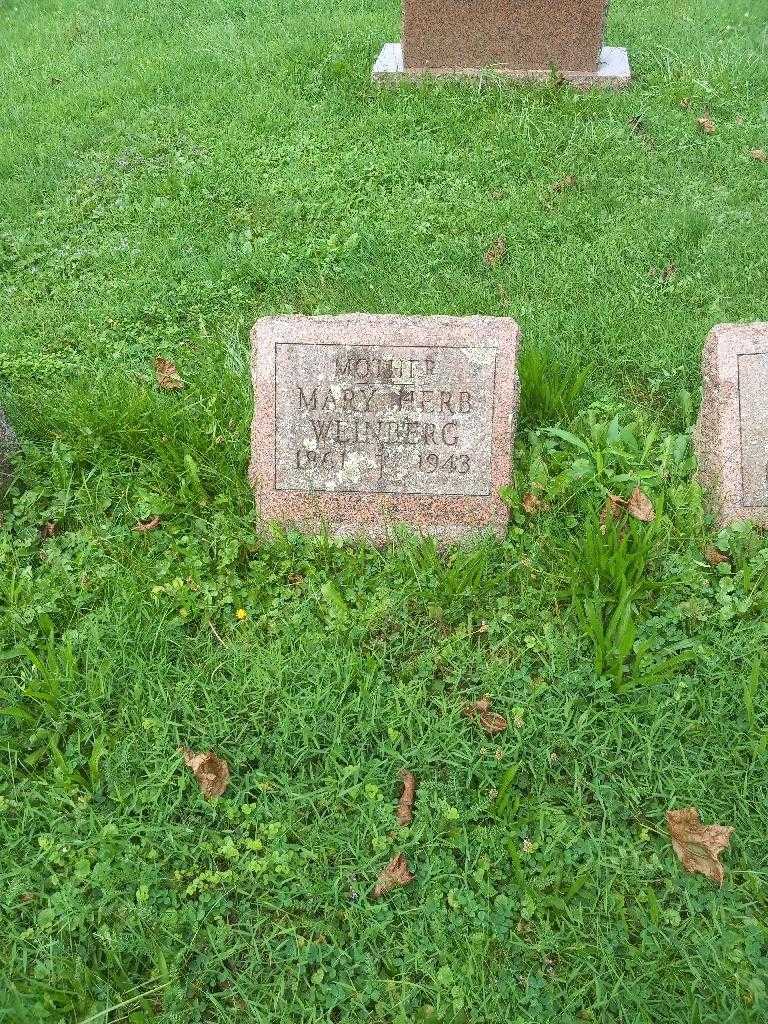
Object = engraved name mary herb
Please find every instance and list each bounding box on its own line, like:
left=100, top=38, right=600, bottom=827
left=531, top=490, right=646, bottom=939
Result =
left=274, top=342, right=496, bottom=496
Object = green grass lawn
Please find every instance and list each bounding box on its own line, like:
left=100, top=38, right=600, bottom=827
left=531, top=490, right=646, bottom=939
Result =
left=2, top=0, right=768, bottom=1021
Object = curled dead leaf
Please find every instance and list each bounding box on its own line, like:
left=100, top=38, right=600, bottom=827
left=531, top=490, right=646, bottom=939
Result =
left=396, top=770, right=416, bottom=826
left=522, top=492, right=543, bottom=515
left=372, top=853, right=414, bottom=899
left=463, top=695, right=508, bottom=735
left=180, top=747, right=230, bottom=798
left=154, top=357, right=185, bottom=391
left=697, top=115, right=716, bottom=135
left=704, top=545, right=730, bottom=566
left=552, top=174, right=576, bottom=192
left=133, top=516, right=161, bottom=532
left=750, top=148, right=767, bottom=162
left=666, top=807, right=733, bottom=886
left=627, top=487, right=655, bottom=523
left=483, top=237, right=507, bottom=267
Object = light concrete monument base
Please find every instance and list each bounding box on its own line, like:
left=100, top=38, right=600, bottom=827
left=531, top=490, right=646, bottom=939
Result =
left=372, top=44, right=632, bottom=90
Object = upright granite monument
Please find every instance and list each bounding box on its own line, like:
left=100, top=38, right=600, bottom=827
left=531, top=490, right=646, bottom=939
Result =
left=373, top=0, right=631, bottom=88
left=249, top=315, right=520, bottom=541
left=695, top=323, right=768, bottom=528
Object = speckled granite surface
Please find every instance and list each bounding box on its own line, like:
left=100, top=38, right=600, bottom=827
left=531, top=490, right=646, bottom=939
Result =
left=402, top=0, right=609, bottom=73
left=249, top=315, right=520, bottom=542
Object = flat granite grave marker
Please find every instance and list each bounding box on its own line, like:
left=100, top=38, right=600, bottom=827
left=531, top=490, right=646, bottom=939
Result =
left=695, top=323, right=768, bottom=528
left=249, top=315, right=520, bottom=541
left=373, top=0, right=631, bottom=88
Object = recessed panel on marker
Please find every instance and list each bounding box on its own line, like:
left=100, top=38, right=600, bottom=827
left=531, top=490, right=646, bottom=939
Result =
left=274, top=342, right=496, bottom=497
left=738, top=352, right=768, bottom=508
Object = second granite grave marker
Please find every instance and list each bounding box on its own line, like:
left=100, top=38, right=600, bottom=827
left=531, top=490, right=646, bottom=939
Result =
left=695, top=323, right=768, bottom=527
left=0, top=407, right=18, bottom=494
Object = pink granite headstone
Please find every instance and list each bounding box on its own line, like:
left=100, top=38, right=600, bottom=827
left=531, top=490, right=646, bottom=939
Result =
left=372, top=0, right=631, bottom=88
left=695, top=323, right=768, bottom=528
left=249, top=315, right=520, bottom=541
left=403, top=0, right=609, bottom=73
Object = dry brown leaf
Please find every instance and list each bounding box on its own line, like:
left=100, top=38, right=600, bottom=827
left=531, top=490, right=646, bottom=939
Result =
left=396, top=770, right=416, bottom=826
left=372, top=853, right=414, bottom=899
left=463, top=695, right=508, bottom=735
left=522, top=492, right=543, bottom=515
left=133, top=516, right=161, bottom=532
left=154, top=357, right=185, bottom=391
left=552, top=174, right=576, bottom=192
left=627, top=487, right=655, bottom=523
left=697, top=115, right=716, bottom=135
left=750, top=148, right=767, bottom=162
left=666, top=807, right=733, bottom=886
left=180, top=747, right=230, bottom=798
left=483, top=237, right=507, bottom=267
left=704, top=545, right=730, bottom=566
